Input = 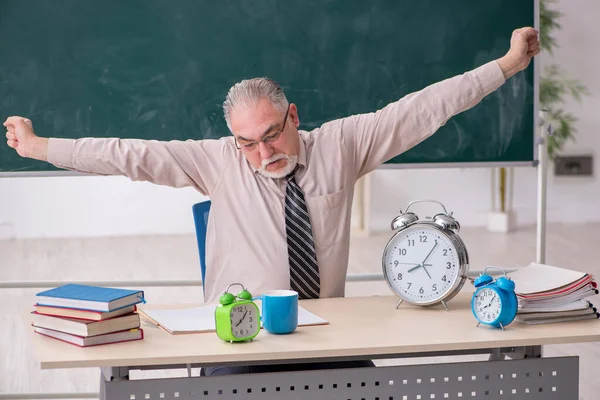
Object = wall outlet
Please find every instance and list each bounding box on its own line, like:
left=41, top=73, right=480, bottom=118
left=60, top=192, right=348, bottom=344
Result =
left=554, top=155, right=593, bottom=176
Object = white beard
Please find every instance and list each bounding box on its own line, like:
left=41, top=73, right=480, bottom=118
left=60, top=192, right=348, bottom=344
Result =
left=257, top=154, right=298, bottom=179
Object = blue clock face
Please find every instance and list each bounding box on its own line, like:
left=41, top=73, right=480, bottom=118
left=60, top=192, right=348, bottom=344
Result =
left=473, top=288, right=502, bottom=323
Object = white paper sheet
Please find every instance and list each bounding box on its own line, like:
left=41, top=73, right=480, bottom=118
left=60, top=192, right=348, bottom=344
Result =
left=139, top=304, right=328, bottom=334
left=508, top=262, right=588, bottom=295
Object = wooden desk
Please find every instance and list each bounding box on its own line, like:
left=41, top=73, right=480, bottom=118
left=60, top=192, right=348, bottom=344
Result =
left=30, top=293, right=600, bottom=399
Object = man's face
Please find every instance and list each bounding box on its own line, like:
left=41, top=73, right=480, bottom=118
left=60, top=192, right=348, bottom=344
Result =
left=230, top=98, right=300, bottom=178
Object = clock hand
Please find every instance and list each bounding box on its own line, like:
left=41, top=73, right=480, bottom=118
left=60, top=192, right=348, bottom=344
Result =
left=235, top=310, right=248, bottom=327
left=421, top=264, right=432, bottom=279
left=407, top=263, right=433, bottom=273
left=480, top=294, right=497, bottom=310
left=421, top=241, right=439, bottom=266
left=414, top=242, right=438, bottom=279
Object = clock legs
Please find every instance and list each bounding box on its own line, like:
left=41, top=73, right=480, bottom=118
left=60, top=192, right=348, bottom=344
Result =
left=476, top=322, right=506, bottom=331
left=395, top=299, right=451, bottom=310
left=395, top=298, right=403, bottom=309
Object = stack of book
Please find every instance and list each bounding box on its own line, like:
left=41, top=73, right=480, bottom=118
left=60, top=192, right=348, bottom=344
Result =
left=510, top=263, right=599, bottom=325
left=32, top=284, right=145, bottom=347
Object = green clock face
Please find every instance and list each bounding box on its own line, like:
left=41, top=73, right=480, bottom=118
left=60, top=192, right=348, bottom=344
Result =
left=230, top=303, right=259, bottom=339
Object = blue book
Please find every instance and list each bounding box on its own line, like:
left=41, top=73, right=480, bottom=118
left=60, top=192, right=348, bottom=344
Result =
left=36, top=284, right=145, bottom=312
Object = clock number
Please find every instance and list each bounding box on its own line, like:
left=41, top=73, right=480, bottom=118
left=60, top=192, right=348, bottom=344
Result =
left=443, top=249, right=448, bottom=256
left=407, top=282, right=412, bottom=289
left=397, top=273, right=402, bottom=280
left=419, top=287, right=424, bottom=294
left=419, top=235, right=428, bottom=243
left=408, top=239, right=415, bottom=247
left=442, top=275, right=447, bottom=282
left=446, top=262, right=452, bottom=269
left=394, top=260, right=399, bottom=267
left=399, top=249, right=407, bottom=256
left=432, top=284, right=437, bottom=291
left=249, top=317, right=253, bottom=322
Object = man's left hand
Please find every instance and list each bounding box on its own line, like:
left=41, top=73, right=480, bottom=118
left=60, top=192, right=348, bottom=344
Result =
left=497, top=27, right=540, bottom=79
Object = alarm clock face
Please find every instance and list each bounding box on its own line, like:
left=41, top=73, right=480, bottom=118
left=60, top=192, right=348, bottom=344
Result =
left=230, top=303, right=259, bottom=339
left=383, top=225, right=464, bottom=304
left=473, top=288, right=502, bottom=323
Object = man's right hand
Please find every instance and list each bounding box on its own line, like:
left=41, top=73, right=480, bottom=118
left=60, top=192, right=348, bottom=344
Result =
left=4, top=116, right=48, bottom=161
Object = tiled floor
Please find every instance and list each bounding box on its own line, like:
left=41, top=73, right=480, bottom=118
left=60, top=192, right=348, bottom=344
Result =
left=1, top=222, right=598, bottom=398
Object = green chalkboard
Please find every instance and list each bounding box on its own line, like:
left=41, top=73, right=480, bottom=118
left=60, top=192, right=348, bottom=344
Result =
left=0, top=0, right=535, bottom=173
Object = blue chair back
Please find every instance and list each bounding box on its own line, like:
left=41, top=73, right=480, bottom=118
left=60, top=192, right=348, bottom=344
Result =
left=192, top=200, right=211, bottom=296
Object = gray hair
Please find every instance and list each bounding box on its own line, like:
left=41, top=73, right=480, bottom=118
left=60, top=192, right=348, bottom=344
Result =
left=223, top=77, right=289, bottom=132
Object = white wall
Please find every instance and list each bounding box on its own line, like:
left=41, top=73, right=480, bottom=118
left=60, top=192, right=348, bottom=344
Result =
left=0, top=176, right=206, bottom=238
left=367, top=0, right=600, bottom=232
left=1, top=0, right=598, bottom=239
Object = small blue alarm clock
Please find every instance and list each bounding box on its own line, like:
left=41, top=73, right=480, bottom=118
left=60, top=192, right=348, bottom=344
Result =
left=471, top=266, right=518, bottom=331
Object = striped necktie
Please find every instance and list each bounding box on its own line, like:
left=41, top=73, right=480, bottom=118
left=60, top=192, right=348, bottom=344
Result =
left=285, top=174, right=320, bottom=299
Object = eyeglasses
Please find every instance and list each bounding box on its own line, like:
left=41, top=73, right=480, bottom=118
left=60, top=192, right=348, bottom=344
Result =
left=235, top=105, right=290, bottom=152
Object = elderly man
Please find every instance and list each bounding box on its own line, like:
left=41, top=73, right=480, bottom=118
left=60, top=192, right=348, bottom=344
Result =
left=6, top=27, right=539, bottom=373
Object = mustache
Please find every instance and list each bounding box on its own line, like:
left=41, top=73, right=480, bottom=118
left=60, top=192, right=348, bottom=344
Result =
left=261, top=154, right=289, bottom=168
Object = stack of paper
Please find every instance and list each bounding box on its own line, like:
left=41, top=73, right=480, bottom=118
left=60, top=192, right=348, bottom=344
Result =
left=509, top=263, right=599, bottom=325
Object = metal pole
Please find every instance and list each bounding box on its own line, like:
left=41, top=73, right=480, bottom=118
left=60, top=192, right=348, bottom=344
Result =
left=536, top=110, right=549, bottom=264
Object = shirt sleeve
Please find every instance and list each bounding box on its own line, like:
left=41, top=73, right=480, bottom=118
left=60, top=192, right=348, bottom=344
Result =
left=47, top=136, right=233, bottom=195
left=340, top=60, right=506, bottom=179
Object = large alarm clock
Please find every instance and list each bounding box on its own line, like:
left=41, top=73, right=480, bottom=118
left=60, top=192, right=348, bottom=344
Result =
left=382, top=200, right=469, bottom=310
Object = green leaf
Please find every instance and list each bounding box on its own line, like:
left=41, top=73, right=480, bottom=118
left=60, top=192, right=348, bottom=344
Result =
left=546, top=108, right=578, bottom=159
left=540, top=0, right=563, bottom=54
left=540, top=64, right=589, bottom=157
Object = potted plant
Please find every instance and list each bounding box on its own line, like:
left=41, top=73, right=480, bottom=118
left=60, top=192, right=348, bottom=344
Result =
left=488, top=0, right=588, bottom=233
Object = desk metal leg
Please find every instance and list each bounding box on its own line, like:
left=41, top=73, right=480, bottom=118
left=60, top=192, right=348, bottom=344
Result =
left=102, top=367, right=130, bottom=381
left=101, top=355, right=577, bottom=400
left=501, top=345, right=543, bottom=360
left=100, top=367, right=130, bottom=400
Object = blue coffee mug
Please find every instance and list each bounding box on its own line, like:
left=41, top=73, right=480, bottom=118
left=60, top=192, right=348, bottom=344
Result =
left=253, top=290, right=298, bottom=334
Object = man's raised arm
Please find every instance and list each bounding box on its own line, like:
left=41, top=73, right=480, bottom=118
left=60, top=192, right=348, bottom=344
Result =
left=339, top=27, right=540, bottom=179
left=4, top=116, right=227, bottom=195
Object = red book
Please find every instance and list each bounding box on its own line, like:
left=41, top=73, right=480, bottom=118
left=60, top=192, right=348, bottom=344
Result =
left=34, top=326, right=144, bottom=347
left=33, top=304, right=137, bottom=321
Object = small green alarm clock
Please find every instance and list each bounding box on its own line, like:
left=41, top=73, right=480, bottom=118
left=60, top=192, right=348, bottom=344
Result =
left=214, top=283, right=261, bottom=343
left=471, top=266, right=518, bottom=331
